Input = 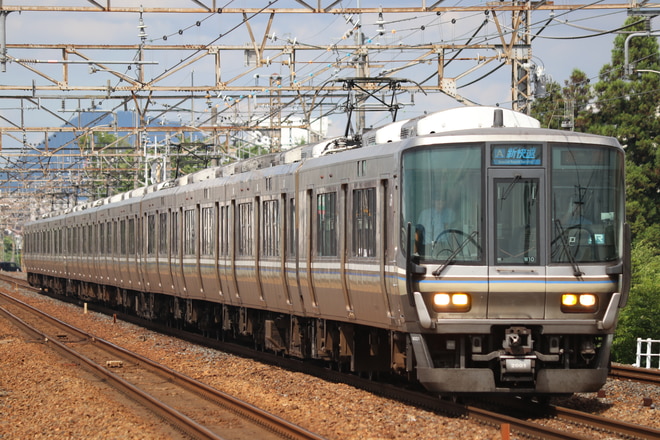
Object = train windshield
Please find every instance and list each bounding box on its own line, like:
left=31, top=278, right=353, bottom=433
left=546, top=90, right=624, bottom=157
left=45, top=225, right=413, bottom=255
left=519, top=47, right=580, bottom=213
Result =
left=550, top=144, right=624, bottom=263
left=402, top=144, right=483, bottom=263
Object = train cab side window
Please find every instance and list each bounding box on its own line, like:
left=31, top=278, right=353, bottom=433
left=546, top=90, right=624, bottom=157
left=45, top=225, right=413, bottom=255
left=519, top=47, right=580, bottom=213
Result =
left=237, top=202, right=253, bottom=257
left=317, top=192, right=337, bottom=257
left=352, top=187, right=376, bottom=257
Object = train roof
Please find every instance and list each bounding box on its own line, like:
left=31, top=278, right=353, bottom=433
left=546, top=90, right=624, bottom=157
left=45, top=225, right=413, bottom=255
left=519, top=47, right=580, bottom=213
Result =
left=362, top=106, right=539, bottom=145
left=30, top=106, right=593, bottom=221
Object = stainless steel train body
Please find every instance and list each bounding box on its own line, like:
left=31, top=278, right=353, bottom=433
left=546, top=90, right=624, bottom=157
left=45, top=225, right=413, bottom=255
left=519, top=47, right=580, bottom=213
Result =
left=23, top=107, right=630, bottom=394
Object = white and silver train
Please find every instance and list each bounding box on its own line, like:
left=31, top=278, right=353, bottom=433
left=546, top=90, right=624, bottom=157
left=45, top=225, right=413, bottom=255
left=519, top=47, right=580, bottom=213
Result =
left=23, top=106, right=630, bottom=394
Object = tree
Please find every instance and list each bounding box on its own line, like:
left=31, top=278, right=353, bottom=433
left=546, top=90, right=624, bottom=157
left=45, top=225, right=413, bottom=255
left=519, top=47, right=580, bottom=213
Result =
left=531, top=79, right=563, bottom=128
left=533, top=16, right=660, bottom=363
left=586, top=16, right=660, bottom=363
left=589, top=16, right=660, bottom=243
left=531, top=69, right=592, bottom=130
left=612, top=239, right=660, bottom=364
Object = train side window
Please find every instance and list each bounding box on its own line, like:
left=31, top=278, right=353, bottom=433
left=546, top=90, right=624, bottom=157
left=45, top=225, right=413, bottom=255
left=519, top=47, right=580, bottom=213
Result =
left=317, top=192, right=337, bottom=257
left=201, top=206, right=215, bottom=257
left=159, top=213, right=168, bottom=256
left=237, top=202, right=253, bottom=257
left=183, top=208, right=197, bottom=256
left=262, top=199, right=280, bottom=257
left=352, top=187, right=376, bottom=257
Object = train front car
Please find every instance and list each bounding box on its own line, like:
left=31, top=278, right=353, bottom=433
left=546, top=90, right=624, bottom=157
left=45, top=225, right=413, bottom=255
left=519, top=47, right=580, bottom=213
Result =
left=399, top=107, right=629, bottom=394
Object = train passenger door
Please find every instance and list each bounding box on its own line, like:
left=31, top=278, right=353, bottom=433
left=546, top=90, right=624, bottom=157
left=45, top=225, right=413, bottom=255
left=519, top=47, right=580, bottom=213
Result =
left=487, top=168, right=546, bottom=319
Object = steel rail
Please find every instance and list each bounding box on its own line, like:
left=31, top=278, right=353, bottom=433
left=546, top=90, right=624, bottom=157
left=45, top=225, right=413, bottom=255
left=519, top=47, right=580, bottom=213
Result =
left=550, top=404, right=660, bottom=440
left=0, top=287, right=326, bottom=440
left=610, top=363, right=660, bottom=385
left=3, top=273, right=655, bottom=440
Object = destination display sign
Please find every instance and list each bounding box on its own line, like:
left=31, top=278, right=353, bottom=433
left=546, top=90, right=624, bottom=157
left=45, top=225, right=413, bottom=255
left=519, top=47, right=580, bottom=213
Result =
left=491, top=144, right=542, bottom=166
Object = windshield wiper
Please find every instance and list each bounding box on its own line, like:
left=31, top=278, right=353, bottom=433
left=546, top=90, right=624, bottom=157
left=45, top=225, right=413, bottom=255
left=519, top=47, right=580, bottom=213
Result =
left=432, top=230, right=479, bottom=277
left=500, top=174, right=522, bottom=201
left=553, top=219, right=584, bottom=278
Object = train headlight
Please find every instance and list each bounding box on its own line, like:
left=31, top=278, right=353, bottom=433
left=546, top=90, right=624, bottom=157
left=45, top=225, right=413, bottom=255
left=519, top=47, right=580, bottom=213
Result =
left=433, top=293, right=471, bottom=312
left=579, top=294, right=597, bottom=307
left=561, top=293, right=598, bottom=312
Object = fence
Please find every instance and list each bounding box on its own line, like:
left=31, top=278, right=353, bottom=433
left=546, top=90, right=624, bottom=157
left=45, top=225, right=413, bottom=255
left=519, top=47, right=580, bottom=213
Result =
left=634, top=338, right=660, bottom=369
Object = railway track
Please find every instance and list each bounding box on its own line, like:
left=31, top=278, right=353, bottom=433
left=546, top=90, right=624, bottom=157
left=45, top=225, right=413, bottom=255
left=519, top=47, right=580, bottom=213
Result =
left=0, top=285, right=326, bottom=440
left=610, top=363, right=660, bottom=385
left=2, top=272, right=658, bottom=440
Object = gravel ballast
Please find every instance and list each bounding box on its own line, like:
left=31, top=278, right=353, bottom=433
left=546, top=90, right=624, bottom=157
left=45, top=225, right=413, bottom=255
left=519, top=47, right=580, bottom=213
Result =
left=1, top=286, right=658, bottom=439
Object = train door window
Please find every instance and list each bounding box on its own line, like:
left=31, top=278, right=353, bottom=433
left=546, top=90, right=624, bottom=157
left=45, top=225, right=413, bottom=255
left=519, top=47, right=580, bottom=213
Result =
left=111, top=221, right=117, bottom=255
left=219, top=205, right=229, bottom=257
left=147, top=214, right=156, bottom=255
left=82, top=225, right=88, bottom=254
left=127, top=218, right=136, bottom=255
left=159, top=213, right=168, bottom=256
left=317, top=192, right=337, bottom=257
left=89, top=224, right=94, bottom=255
left=171, top=211, right=180, bottom=255
left=352, top=187, right=376, bottom=257
left=71, top=226, right=77, bottom=255
left=120, top=220, right=127, bottom=255
left=237, top=202, right=253, bottom=257
left=105, top=222, right=115, bottom=255
left=99, top=223, right=105, bottom=255
left=494, top=177, right=539, bottom=265
left=262, top=199, right=280, bottom=257
left=183, top=208, right=197, bottom=256
left=201, top=206, right=215, bottom=257
left=93, top=224, right=98, bottom=255
left=287, top=197, right=296, bottom=258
